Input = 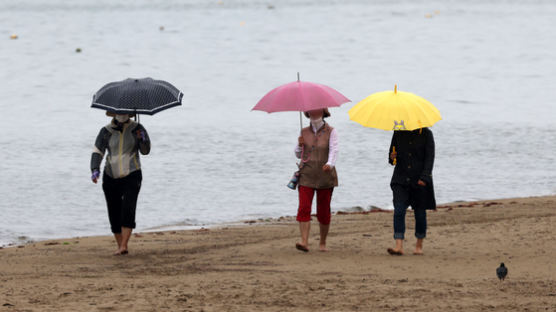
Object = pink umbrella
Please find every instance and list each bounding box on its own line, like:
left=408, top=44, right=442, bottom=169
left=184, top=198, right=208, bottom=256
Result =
left=252, top=73, right=351, bottom=129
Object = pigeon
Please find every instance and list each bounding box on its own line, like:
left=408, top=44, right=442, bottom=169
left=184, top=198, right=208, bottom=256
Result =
left=496, top=263, right=508, bottom=281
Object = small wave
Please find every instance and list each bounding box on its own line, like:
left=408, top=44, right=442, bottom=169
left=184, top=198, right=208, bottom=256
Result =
left=337, top=204, right=392, bottom=213
left=142, top=219, right=205, bottom=231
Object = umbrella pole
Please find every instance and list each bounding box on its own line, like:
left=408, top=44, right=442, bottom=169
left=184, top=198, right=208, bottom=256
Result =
left=296, top=72, right=305, bottom=131
left=134, top=109, right=140, bottom=124
left=298, top=72, right=302, bottom=131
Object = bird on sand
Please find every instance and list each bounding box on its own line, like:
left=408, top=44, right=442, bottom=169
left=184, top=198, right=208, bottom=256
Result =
left=496, top=263, right=508, bottom=281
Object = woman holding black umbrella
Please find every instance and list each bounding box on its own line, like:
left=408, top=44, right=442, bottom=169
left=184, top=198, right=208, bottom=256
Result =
left=90, top=112, right=150, bottom=255
left=89, top=78, right=182, bottom=255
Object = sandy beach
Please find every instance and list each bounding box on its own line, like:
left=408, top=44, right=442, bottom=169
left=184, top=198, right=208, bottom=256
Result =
left=1, top=196, right=555, bottom=311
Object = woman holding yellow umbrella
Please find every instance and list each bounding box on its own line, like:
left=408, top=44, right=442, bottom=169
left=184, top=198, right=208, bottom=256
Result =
left=349, top=85, right=440, bottom=256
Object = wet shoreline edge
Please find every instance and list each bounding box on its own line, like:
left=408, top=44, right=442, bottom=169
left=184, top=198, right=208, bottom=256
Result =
left=2, top=194, right=553, bottom=249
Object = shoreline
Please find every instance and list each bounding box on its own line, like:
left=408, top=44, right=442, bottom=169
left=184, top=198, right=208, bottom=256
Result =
left=1, top=194, right=554, bottom=249
left=1, top=195, right=555, bottom=311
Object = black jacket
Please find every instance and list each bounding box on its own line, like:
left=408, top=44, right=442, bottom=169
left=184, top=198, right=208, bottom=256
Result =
left=389, top=128, right=436, bottom=209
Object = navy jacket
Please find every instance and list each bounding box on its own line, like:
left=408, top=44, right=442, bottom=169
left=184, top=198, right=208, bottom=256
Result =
left=389, top=128, right=436, bottom=209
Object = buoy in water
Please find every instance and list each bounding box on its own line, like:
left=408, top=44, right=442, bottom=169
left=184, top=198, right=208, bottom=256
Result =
left=425, top=13, right=433, bottom=18
left=75, top=48, right=82, bottom=53
left=10, top=34, right=18, bottom=40
left=159, top=26, right=165, bottom=31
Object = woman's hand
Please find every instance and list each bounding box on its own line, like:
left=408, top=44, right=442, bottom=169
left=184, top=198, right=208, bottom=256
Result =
left=390, top=150, right=397, bottom=161
left=417, top=180, right=426, bottom=187
left=136, top=129, right=146, bottom=141
left=91, top=170, right=100, bottom=184
left=322, top=164, right=332, bottom=172
left=298, top=136, right=304, bottom=146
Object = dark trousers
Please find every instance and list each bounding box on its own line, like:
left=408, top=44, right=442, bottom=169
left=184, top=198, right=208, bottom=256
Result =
left=391, top=184, right=427, bottom=239
left=102, top=170, right=142, bottom=233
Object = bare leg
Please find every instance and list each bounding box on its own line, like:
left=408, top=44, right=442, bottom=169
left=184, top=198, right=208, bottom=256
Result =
left=115, top=227, right=132, bottom=255
left=113, top=233, right=122, bottom=252
left=297, top=221, right=310, bottom=251
left=414, top=238, right=424, bottom=255
left=319, top=223, right=329, bottom=252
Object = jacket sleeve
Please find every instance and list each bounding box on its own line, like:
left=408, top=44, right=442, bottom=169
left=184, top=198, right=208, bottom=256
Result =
left=420, top=129, right=435, bottom=183
left=134, top=123, right=151, bottom=155
left=90, top=127, right=110, bottom=173
left=388, top=132, right=397, bottom=166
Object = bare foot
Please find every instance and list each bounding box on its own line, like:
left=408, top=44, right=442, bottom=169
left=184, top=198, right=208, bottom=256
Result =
left=113, top=249, right=128, bottom=256
left=295, top=243, right=309, bottom=252
left=319, top=244, right=329, bottom=252
left=387, top=248, right=404, bottom=256
left=414, top=239, right=424, bottom=255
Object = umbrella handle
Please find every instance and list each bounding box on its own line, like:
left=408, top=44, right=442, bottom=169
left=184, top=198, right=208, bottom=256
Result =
left=300, top=145, right=311, bottom=164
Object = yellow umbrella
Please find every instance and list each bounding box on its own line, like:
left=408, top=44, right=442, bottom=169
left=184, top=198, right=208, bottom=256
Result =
left=348, top=85, right=441, bottom=131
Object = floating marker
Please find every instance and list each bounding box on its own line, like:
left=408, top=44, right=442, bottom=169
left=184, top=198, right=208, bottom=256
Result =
left=10, top=34, right=18, bottom=40
left=75, top=48, right=82, bottom=53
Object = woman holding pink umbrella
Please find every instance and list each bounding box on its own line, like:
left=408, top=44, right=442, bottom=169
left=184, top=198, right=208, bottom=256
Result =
left=294, top=108, right=338, bottom=252
left=252, top=73, right=349, bottom=253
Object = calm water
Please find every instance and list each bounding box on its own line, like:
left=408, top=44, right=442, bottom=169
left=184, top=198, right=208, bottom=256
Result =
left=1, top=0, right=555, bottom=246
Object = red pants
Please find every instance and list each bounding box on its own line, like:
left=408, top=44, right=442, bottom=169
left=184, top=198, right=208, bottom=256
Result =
left=297, top=185, right=333, bottom=225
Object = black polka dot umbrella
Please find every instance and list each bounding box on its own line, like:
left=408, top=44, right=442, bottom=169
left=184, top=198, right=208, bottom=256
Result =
left=91, top=78, right=183, bottom=115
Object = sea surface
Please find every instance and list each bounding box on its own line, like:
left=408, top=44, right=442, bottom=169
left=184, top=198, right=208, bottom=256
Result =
left=1, top=0, right=555, bottom=246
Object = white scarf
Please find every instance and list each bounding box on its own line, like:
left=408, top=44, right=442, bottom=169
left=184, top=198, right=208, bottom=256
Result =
left=310, top=118, right=324, bottom=132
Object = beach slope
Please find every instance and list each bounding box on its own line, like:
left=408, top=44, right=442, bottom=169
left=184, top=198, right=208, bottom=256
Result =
left=1, top=196, right=555, bottom=311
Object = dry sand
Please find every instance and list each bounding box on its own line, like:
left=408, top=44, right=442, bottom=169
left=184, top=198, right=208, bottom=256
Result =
left=1, top=196, right=555, bottom=311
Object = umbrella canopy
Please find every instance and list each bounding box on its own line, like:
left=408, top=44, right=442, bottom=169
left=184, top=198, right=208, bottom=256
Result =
left=91, top=78, right=183, bottom=115
left=348, top=85, right=441, bottom=131
left=252, top=78, right=350, bottom=114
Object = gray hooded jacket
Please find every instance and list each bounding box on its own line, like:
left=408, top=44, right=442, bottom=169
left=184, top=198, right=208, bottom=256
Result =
left=90, top=120, right=150, bottom=178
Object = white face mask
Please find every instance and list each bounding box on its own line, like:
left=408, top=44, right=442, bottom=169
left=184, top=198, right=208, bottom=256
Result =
left=310, top=117, right=324, bottom=129
left=115, top=114, right=129, bottom=123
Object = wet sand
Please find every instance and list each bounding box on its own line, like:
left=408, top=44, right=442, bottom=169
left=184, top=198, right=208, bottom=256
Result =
left=1, top=196, right=555, bottom=311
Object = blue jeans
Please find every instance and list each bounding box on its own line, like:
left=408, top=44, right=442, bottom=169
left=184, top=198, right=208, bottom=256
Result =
left=392, top=184, right=427, bottom=239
